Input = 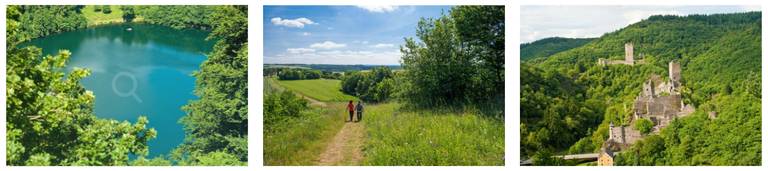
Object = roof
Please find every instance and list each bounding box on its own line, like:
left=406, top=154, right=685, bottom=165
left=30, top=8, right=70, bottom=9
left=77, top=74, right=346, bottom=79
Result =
left=599, top=147, right=615, bottom=158
left=609, top=122, right=615, bottom=127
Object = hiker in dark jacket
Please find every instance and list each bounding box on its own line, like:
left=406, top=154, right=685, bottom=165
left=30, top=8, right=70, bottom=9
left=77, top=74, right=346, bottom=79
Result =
left=355, top=101, right=364, bottom=121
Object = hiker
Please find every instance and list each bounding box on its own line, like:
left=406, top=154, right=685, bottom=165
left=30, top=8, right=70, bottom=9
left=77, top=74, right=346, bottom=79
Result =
left=355, top=101, right=364, bottom=121
left=347, top=100, right=355, bottom=122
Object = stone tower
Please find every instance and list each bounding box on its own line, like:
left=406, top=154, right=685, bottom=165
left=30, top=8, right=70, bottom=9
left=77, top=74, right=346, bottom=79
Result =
left=642, top=80, right=654, bottom=97
left=625, top=43, right=634, bottom=61
left=669, top=60, right=681, bottom=87
left=609, top=122, right=614, bottom=140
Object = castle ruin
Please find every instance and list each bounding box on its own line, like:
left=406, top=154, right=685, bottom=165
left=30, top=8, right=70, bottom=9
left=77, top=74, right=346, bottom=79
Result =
left=603, top=58, right=696, bottom=151
left=598, top=43, right=645, bottom=66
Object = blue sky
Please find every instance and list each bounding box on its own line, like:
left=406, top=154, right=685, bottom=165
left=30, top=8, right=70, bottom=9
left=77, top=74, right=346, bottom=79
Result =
left=521, top=5, right=762, bottom=43
left=263, top=5, right=454, bottom=65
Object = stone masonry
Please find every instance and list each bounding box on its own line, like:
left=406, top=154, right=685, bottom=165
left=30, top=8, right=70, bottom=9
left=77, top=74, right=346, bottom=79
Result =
left=604, top=53, right=695, bottom=150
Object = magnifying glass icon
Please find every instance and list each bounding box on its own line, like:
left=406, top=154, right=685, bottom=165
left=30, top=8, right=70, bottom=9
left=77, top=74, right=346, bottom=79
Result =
left=112, top=72, right=142, bottom=103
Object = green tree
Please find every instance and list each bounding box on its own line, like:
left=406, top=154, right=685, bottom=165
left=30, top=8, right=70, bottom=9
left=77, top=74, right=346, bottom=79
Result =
left=176, top=5, right=248, bottom=165
left=375, top=78, right=394, bottom=102
left=634, top=118, right=654, bottom=135
left=93, top=5, right=101, bottom=12
left=102, top=5, right=111, bottom=14
left=6, top=5, right=156, bottom=166
left=119, top=5, right=136, bottom=21
left=451, top=5, right=505, bottom=97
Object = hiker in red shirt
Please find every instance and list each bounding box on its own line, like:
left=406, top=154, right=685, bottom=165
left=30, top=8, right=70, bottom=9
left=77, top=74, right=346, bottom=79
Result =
left=347, top=100, right=355, bottom=122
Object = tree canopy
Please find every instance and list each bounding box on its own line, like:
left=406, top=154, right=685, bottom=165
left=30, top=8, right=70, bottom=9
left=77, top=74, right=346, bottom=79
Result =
left=399, top=6, right=504, bottom=105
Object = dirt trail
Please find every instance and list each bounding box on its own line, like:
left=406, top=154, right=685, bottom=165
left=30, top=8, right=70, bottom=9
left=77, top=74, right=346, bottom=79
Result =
left=314, top=119, right=365, bottom=166
left=269, top=77, right=326, bottom=107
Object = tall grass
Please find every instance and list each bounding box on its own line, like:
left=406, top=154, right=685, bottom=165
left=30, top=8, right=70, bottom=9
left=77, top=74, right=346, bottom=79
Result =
left=272, top=77, right=359, bottom=102
left=361, top=102, right=505, bottom=166
left=263, top=76, right=285, bottom=95
left=263, top=102, right=348, bottom=166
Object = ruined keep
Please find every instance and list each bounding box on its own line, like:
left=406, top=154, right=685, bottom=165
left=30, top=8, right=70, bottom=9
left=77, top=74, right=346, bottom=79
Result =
left=625, top=43, right=634, bottom=61
left=598, top=43, right=638, bottom=66
left=669, top=60, right=681, bottom=87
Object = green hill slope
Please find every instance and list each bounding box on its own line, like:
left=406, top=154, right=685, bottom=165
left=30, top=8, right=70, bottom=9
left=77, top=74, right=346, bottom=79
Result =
left=272, top=77, right=360, bottom=102
left=520, top=11, right=761, bottom=166
left=520, top=37, right=596, bottom=62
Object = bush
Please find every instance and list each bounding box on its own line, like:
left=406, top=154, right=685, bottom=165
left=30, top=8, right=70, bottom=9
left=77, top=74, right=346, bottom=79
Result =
left=102, top=5, right=111, bottom=14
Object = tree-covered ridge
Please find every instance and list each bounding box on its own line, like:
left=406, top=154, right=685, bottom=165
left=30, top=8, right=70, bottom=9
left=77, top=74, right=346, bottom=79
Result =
left=15, top=5, right=87, bottom=41
left=11, top=5, right=221, bottom=42
left=520, top=37, right=596, bottom=62
left=521, top=11, right=761, bottom=165
left=6, top=5, right=156, bottom=166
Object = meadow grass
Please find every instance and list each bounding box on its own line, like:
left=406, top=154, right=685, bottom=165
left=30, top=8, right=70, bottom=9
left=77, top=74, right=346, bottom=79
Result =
left=263, top=76, right=285, bottom=95
left=81, top=5, right=145, bottom=26
left=361, top=102, right=505, bottom=166
left=263, top=102, right=348, bottom=166
left=271, top=77, right=359, bottom=102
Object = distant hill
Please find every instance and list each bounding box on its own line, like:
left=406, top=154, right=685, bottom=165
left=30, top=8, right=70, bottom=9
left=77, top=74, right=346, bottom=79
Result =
left=264, top=64, right=401, bottom=72
left=520, top=37, right=596, bottom=61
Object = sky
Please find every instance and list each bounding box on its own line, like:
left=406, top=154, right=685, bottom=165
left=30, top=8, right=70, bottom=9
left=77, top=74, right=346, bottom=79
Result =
left=263, top=5, right=454, bottom=65
left=520, top=5, right=762, bottom=43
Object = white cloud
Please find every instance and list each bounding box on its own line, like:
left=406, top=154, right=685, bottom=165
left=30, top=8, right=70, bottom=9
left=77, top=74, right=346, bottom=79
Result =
left=520, top=6, right=702, bottom=43
left=371, top=44, right=394, bottom=48
left=271, top=17, right=318, bottom=28
left=353, top=40, right=360, bottom=43
left=286, top=48, right=315, bottom=54
left=318, top=50, right=343, bottom=55
left=623, top=10, right=684, bottom=25
left=739, top=5, right=762, bottom=12
left=310, top=41, right=347, bottom=49
left=362, top=41, right=369, bottom=44
left=357, top=5, right=398, bottom=13
left=303, top=32, right=310, bottom=36
left=328, top=27, right=334, bottom=29
left=264, top=50, right=403, bottom=65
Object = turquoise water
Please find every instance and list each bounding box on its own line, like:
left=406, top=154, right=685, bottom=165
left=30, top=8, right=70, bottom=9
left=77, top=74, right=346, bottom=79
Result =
left=18, top=23, right=216, bottom=159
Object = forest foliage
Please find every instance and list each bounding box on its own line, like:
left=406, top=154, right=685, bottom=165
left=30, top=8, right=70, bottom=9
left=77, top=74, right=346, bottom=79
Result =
left=399, top=6, right=504, bottom=106
left=520, top=37, right=596, bottom=62
left=341, top=66, right=396, bottom=102
left=521, top=12, right=761, bottom=165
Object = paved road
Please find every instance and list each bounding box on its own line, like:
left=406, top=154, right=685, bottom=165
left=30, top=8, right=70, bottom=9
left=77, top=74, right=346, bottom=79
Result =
left=521, top=153, right=600, bottom=165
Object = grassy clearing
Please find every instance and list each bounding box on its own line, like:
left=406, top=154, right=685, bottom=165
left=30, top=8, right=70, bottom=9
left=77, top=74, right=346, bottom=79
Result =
left=81, top=5, right=145, bottom=26
left=263, top=102, right=348, bottom=166
left=271, top=77, right=359, bottom=102
left=361, top=102, right=505, bottom=166
left=263, top=76, right=285, bottom=95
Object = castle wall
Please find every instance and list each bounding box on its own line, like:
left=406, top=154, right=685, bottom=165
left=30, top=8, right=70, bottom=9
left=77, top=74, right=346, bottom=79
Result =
left=654, top=95, right=682, bottom=109
left=643, top=80, right=654, bottom=97
left=679, top=104, right=695, bottom=118
left=623, top=125, right=643, bottom=144
left=609, top=126, right=625, bottom=143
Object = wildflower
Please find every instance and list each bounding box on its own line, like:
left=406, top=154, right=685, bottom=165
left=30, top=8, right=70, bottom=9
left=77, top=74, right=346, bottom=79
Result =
left=467, top=140, right=469, bottom=142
